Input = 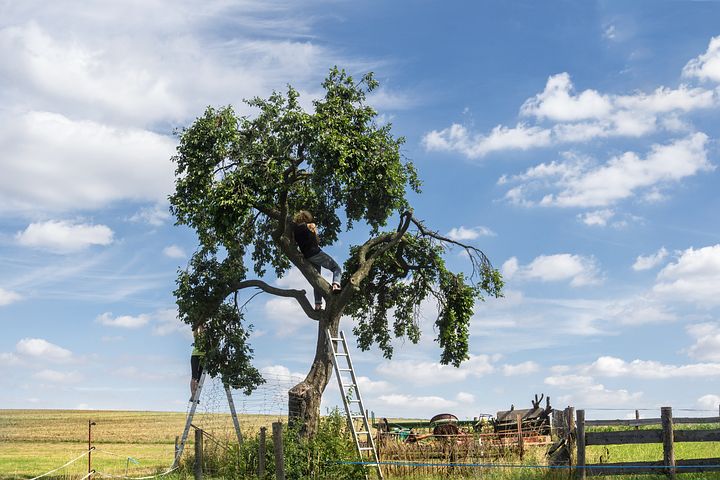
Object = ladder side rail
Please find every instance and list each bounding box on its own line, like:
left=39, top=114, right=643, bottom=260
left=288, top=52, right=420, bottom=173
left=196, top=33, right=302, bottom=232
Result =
left=327, top=330, right=364, bottom=456
left=172, top=371, right=206, bottom=468
left=338, top=331, right=384, bottom=479
left=341, top=332, right=378, bottom=450
left=224, top=385, right=243, bottom=446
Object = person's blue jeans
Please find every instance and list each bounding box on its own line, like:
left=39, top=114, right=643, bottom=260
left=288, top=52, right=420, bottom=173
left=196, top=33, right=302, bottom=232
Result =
left=307, top=251, right=342, bottom=304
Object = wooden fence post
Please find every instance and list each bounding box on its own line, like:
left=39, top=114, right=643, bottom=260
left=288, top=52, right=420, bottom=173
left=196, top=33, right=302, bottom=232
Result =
left=194, top=428, right=203, bottom=480
left=576, top=409, right=585, bottom=480
left=661, top=407, right=676, bottom=480
left=567, top=407, right=576, bottom=466
left=516, top=414, right=524, bottom=460
left=259, top=427, right=266, bottom=478
left=635, top=410, right=640, bottom=431
left=272, top=422, right=285, bottom=480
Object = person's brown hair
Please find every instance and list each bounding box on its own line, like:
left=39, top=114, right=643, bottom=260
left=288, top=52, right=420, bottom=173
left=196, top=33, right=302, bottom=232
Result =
left=293, top=210, right=313, bottom=224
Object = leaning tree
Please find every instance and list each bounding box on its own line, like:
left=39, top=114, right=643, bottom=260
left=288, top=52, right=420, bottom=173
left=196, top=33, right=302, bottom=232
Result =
left=170, top=68, right=503, bottom=437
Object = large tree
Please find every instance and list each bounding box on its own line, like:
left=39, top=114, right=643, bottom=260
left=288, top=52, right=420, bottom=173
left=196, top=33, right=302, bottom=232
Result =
left=170, top=68, right=503, bottom=437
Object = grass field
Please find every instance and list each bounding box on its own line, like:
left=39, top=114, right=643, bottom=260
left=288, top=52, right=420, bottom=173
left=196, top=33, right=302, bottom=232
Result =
left=0, top=409, right=281, bottom=479
left=2, top=409, right=720, bottom=479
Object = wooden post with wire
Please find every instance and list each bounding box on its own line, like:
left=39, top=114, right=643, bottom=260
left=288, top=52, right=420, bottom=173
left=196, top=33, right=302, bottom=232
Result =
left=194, top=428, right=203, bottom=480
left=259, top=427, right=267, bottom=477
left=273, top=422, right=285, bottom=480
left=516, top=414, right=524, bottom=460
left=661, top=407, right=676, bottom=480
left=88, top=419, right=96, bottom=478
left=576, top=409, right=586, bottom=480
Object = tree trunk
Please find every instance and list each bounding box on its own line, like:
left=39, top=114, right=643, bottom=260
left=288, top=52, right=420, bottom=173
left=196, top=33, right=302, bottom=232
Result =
left=288, top=311, right=340, bottom=438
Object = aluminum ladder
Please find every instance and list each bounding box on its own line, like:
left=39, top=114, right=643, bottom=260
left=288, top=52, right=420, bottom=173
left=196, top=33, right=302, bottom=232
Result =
left=171, top=372, right=243, bottom=469
left=327, top=330, right=384, bottom=480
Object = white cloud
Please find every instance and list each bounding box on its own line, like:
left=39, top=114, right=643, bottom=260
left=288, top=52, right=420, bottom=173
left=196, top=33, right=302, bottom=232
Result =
left=264, top=297, right=310, bottom=335
left=0, top=352, right=22, bottom=365
left=509, top=253, right=602, bottom=287
left=556, top=383, right=643, bottom=408
left=163, top=245, right=187, bottom=259
left=129, top=203, right=171, bottom=226
left=152, top=308, right=190, bottom=337
left=584, top=355, right=720, bottom=379
left=456, top=392, right=475, bottom=403
left=502, top=134, right=712, bottom=208
left=544, top=374, right=595, bottom=388
left=654, top=244, right=720, bottom=307
left=0, top=112, right=177, bottom=215
left=501, top=257, right=519, bottom=278
left=502, top=361, right=540, bottom=376
left=633, top=247, right=668, bottom=271
left=16, top=220, right=114, bottom=253
left=378, top=393, right=457, bottom=409
left=96, top=312, right=150, bottom=329
left=261, top=365, right=305, bottom=383
left=33, top=369, right=82, bottom=383
left=423, top=123, right=552, bottom=158
left=698, top=394, right=720, bottom=410
left=356, top=376, right=393, bottom=395
left=0, top=288, right=21, bottom=306
left=376, top=354, right=495, bottom=385
left=16, top=338, right=72, bottom=361
left=446, top=226, right=495, bottom=241
left=683, top=35, right=720, bottom=83
left=520, top=73, right=613, bottom=122
left=579, top=209, right=614, bottom=227
left=686, top=323, right=720, bottom=362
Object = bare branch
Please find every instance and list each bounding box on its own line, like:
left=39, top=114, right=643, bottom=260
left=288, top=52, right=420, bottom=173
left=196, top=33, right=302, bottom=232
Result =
left=235, top=279, right=320, bottom=320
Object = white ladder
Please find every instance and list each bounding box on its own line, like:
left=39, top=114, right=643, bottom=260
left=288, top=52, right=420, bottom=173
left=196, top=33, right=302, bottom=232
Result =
left=327, top=330, right=384, bottom=480
left=172, top=372, right=243, bottom=469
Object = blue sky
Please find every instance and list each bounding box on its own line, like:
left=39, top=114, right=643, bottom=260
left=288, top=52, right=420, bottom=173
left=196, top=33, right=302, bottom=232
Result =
left=2, top=0, right=720, bottom=420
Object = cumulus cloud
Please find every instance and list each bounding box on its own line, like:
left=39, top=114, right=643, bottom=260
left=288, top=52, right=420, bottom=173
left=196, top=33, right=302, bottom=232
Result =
left=152, top=308, right=190, bottom=337
left=128, top=204, right=171, bottom=226
left=378, top=393, right=457, bottom=409
left=579, top=209, right=615, bottom=227
left=16, top=220, right=114, bottom=253
left=502, top=253, right=602, bottom=287
left=376, top=354, right=495, bottom=385
left=503, top=134, right=712, bottom=208
left=16, top=338, right=72, bottom=362
left=423, top=122, right=552, bottom=159
left=683, top=35, right=720, bottom=83
left=423, top=41, right=720, bottom=159
left=0, top=288, right=22, bottom=306
left=502, top=361, right=540, bottom=376
left=633, top=247, right=668, bottom=271
left=584, top=355, right=720, bottom=379
left=686, top=323, right=720, bottom=362
left=96, top=312, right=150, bottom=329
left=698, top=394, right=720, bottom=410
left=33, top=369, right=82, bottom=383
left=446, top=226, right=496, bottom=241
left=261, top=365, right=305, bottom=383
left=653, top=244, right=720, bottom=307
left=163, top=245, right=186, bottom=259
left=264, top=297, right=310, bottom=336
left=456, top=392, right=475, bottom=403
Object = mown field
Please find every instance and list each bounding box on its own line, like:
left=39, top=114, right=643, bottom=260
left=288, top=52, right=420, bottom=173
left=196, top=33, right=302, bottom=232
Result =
left=1, top=409, right=719, bottom=479
left=0, top=409, right=280, bottom=479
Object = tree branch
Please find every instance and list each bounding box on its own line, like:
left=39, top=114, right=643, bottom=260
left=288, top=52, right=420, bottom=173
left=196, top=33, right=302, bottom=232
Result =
left=235, top=279, right=320, bottom=321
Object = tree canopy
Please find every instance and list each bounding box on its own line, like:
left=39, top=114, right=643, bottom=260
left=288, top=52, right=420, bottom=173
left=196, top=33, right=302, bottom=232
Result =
left=170, top=67, right=502, bottom=430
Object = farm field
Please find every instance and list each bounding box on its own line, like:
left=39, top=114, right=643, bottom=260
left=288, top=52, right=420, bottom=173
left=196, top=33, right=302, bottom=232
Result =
left=2, top=409, right=720, bottom=479
left=0, top=409, right=280, bottom=479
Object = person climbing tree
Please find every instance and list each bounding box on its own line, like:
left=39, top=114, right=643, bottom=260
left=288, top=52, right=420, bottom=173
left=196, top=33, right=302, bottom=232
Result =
left=189, top=321, right=205, bottom=403
left=293, top=210, right=342, bottom=311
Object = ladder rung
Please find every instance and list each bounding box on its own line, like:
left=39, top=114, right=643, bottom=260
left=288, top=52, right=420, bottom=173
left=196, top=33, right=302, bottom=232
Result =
left=351, top=414, right=365, bottom=418
left=330, top=337, right=343, bottom=341
left=334, top=353, right=349, bottom=356
left=355, top=431, right=370, bottom=435
left=348, top=399, right=361, bottom=403
left=338, top=368, right=352, bottom=372
left=359, top=446, right=374, bottom=451
left=342, top=383, right=356, bottom=388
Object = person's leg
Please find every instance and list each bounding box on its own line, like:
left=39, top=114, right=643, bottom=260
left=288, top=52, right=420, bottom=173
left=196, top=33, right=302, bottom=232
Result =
left=310, top=252, right=342, bottom=291
left=310, top=261, right=322, bottom=309
left=190, top=355, right=200, bottom=401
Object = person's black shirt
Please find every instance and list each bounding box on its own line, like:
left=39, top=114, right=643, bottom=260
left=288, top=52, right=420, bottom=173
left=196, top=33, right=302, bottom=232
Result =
left=294, top=223, right=321, bottom=258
